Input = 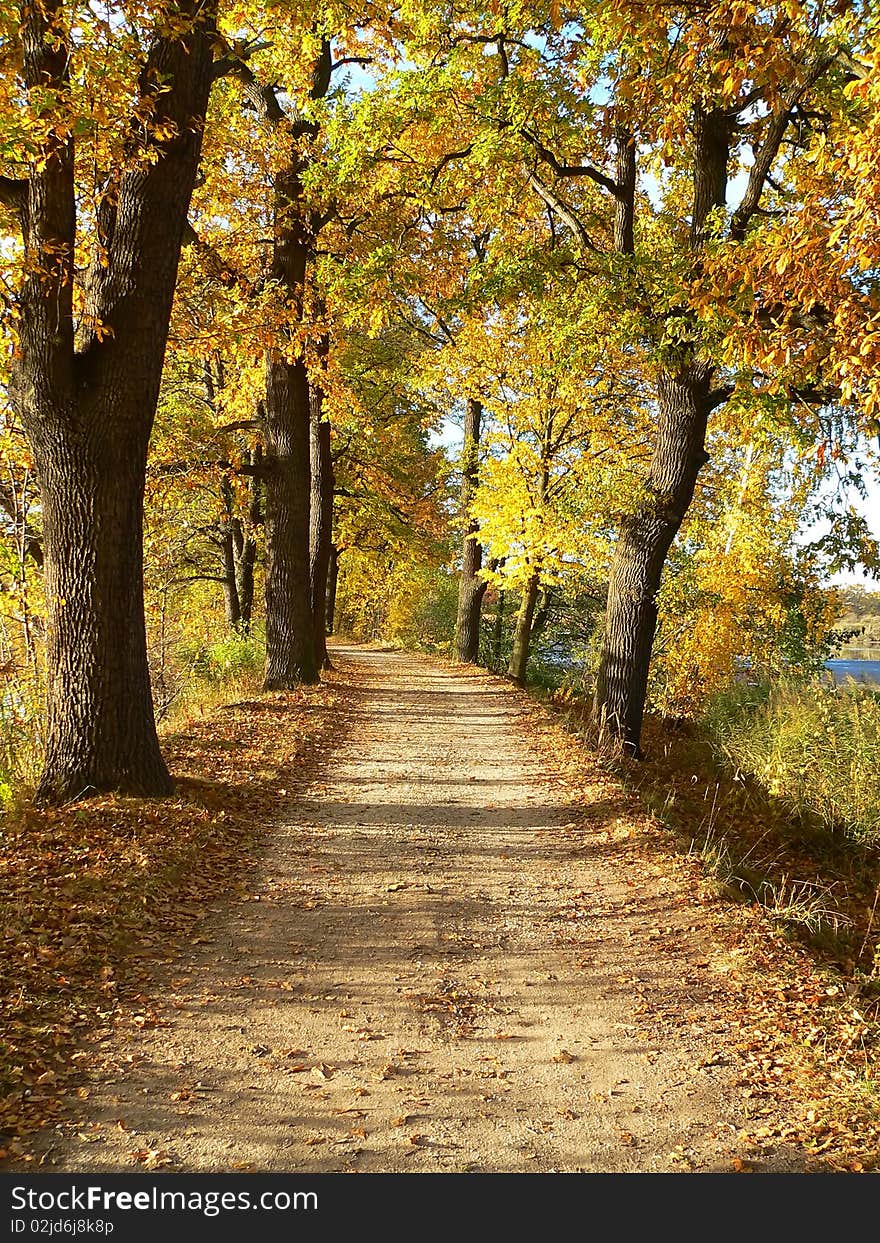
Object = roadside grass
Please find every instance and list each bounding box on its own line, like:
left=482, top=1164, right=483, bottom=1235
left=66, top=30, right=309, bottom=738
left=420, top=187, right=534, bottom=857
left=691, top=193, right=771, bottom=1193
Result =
left=0, top=667, right=348, bottom=1165
left=543, top=682, right=880, bottom=972
left=535, top=680, right=880, bottom=1169
left=703, top=680, right=880, bottom=847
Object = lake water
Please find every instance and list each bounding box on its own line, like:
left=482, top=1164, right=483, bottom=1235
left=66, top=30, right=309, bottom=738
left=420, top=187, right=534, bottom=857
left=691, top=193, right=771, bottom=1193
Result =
left=824, top=658, right=880, bottom=686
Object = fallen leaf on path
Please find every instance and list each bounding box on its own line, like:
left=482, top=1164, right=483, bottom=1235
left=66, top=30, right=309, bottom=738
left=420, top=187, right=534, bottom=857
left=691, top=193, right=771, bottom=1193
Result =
left=131, top=1148, right=173, bottom=1169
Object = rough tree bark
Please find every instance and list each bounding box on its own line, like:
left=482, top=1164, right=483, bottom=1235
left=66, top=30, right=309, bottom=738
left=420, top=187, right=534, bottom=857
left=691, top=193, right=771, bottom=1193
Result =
left=593, top=111, right=729, bottom=755
left=593, top=366, right=713, bottom=752
left=326, top=544, right=340, bottom=636
left=219, top=476, right=243, bottom=630
left=492, top=587, right=506, bottom=671
left=3, top=0, right=217, bottom=801
left=309, top=378, right=335, bottom=671
left=231, top=45, right=332, bottom=688
left=262, top=338, right=318, bottom=686
left=204, top=361, right=259, bottom=634
left=235, top=446, right=261, bottom=632
left=454, top=397, right=487, bottom=663
left=508, top=573, right=540, bottom=685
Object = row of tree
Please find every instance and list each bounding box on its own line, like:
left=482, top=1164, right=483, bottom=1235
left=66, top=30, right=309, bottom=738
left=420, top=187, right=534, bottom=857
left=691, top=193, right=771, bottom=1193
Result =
left=0, top=0, right=878, bottom=802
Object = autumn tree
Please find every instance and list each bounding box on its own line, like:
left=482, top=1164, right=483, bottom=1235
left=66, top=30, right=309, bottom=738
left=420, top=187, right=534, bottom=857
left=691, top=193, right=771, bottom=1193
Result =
left=0, top=0, right=223, bottom=800
left=407, top=1, right=863, bottom=751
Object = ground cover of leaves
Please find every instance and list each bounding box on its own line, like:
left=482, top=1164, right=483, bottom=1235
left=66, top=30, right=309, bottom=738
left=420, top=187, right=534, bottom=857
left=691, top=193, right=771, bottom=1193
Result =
left=0, top=676, right=348, bottom=1163
left=546, top=694, right=880, bottom=1171
left=2, top=646, right=880, bottom=1173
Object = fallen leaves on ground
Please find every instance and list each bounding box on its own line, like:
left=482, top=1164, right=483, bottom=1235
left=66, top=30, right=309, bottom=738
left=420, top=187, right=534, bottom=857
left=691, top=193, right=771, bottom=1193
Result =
left=540, top=688, right=880, bottom=1172
left=0, top=677, right=348, bottom=1164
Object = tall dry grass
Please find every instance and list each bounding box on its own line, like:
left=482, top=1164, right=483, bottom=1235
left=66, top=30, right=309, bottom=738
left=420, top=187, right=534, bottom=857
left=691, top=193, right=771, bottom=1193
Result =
left=704, top=679, right=880, bottom=844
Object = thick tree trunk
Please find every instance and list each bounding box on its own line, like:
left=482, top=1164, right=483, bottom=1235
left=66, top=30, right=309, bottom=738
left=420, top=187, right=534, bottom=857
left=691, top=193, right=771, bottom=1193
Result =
left=309, top=405, right=334, bottom=671
left=508, top=573, right=540, bottom=685
left=35, top=427, right=172, bottom=801
left=5, top=0, right=216, bottom=801
left=592, top=105, right=729, bottom=757
left=326, top=544, right=340, bottom=635
left=454, top=397, right=487, bottom=663
left=263, top=362, right=318, bottom=688
left=261, top=134, right=319, bottom=687
left=593, top=366, right=712, bottom=754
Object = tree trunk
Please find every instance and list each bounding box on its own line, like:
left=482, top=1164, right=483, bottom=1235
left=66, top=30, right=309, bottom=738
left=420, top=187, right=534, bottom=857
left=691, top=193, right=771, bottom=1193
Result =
left=261, top=135, right=319, bottom=687
left=309, top=411, right=335, bottom=670
left=235, top=446, right=261, bottom=633
left=454, top=397, right=487, bottom=663
left=592, top=105, right=729, bottom=757
left=530, top=588, right=551, bottom=647
left=262, top=363, right=318, bottom=688
left=309, top=329, right=334, bottom=671
left=493, top=588, right=506, bottom=671
left=35, top=427, right=172, bottom=801
left=326, top=544, right=340, bottom=635
left=5, top=0, right=217, bottom=801
left=219, top=476, right=242, bottom=629
left=593, top=365, right=712, bottom=754
left=508, top=573, right=540, bottom=685
left=238, top=44, right=330, bottom=688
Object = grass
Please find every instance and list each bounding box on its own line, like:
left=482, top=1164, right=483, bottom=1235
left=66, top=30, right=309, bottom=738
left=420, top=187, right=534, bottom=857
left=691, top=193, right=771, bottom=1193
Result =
left=529, top=668, right=880, bottom=1169
left=538, top=676, right=880, bottom=972
left=704, top=679, right=880, bottom=846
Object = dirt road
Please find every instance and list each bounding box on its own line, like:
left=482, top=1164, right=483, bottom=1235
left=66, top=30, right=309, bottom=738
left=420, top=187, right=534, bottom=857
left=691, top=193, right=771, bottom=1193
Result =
left=42, top=646, right=811, bottom=1172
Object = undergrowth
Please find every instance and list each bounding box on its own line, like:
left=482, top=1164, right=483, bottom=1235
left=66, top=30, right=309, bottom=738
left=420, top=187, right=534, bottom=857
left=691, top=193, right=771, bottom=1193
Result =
left=703, top=679, right=880, bottom=846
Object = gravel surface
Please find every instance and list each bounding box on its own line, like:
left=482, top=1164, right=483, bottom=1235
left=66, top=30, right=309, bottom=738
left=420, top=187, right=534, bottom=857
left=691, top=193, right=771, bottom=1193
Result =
left=40, top=646, right=814, bottom=1172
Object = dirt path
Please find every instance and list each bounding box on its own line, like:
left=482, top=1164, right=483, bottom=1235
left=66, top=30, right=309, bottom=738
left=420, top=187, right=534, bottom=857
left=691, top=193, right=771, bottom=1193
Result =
left=42, top=646, right=812, bottom=1173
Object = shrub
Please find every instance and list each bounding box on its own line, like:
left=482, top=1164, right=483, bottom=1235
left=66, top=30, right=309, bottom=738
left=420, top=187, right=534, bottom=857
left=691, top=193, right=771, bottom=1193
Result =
left=180, top=633, right=265, bottom=685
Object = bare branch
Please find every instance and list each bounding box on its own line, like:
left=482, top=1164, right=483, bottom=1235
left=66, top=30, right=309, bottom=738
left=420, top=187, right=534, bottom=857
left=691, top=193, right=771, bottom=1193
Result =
left=332, top=56, right=373, bottom=72
left=526, top=169, right=600, bottom=254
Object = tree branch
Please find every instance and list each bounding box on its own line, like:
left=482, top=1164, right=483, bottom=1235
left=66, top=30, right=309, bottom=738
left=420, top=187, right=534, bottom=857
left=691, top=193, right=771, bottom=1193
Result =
left=520, top=127, right=620, bottom=198
left=730, top=54, right=836, bottom=241
left=332, top=55, right=373, bottom=72
left=526, top=169, right=600, bottom=254
left=707, top=385, right=734, bottom=411
left=789, top=383, right=841, bottom=406
left=213, top=419, right=262, bottom=434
